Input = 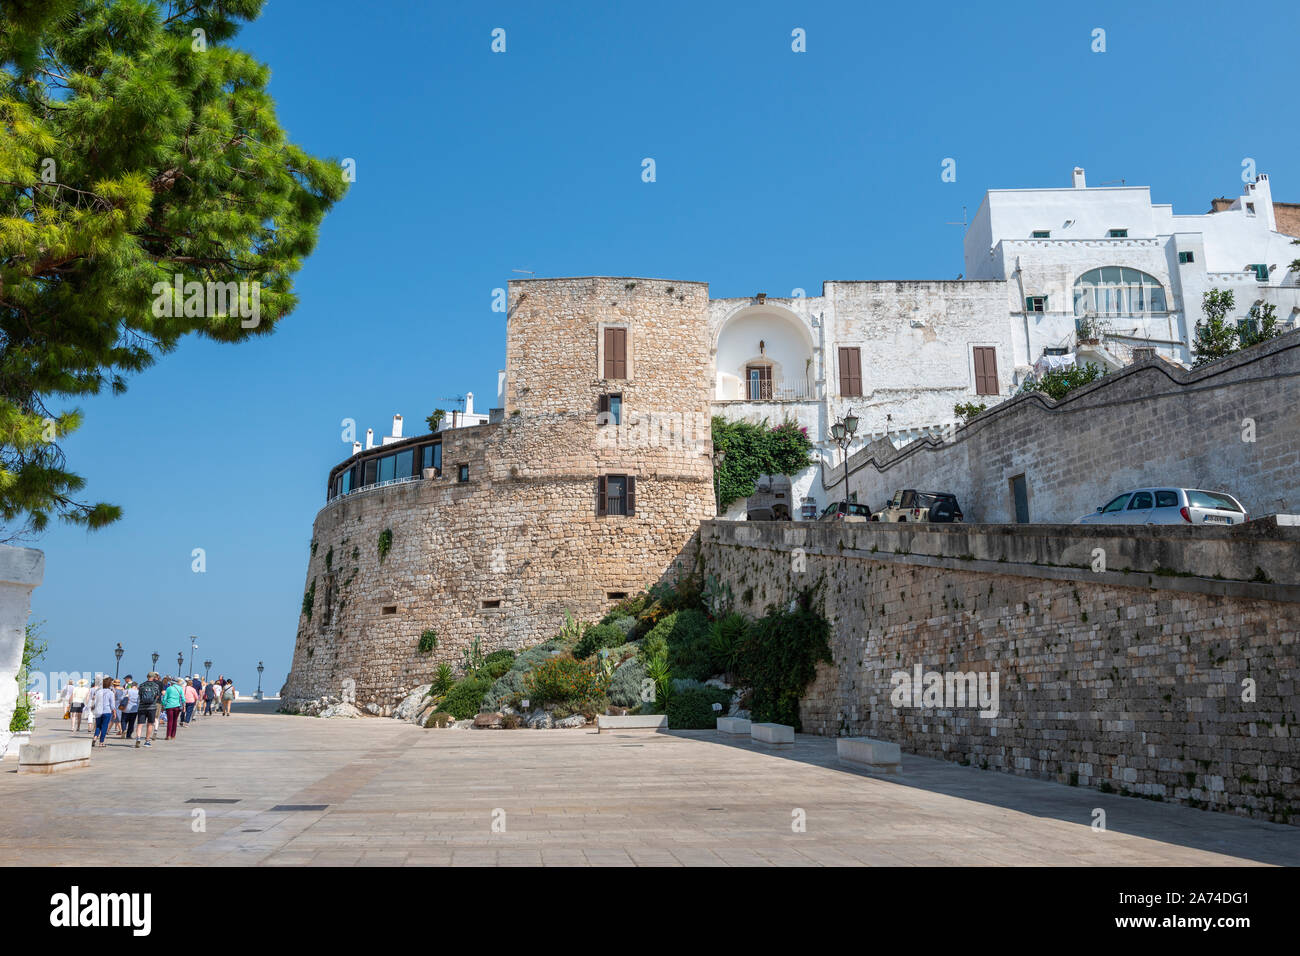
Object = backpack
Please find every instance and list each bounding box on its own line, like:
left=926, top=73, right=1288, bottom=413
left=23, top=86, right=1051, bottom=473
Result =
left=204, top=684, right=215, bottom=700
left=138, top=680, right=159, bottom=707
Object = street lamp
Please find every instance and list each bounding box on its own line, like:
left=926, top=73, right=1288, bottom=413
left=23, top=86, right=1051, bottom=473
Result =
left=151, top=651, right=159, bottom=675
left=188, top=636, right=198, bottom=678
left=114, top=643, right=124, bottom=679
left=177, top=652, right=183, bottom=676
left=204, top=660, right=212, bottom=681
left=831, top=409, right=859, bottom=503
left=256, top=661, right=264, bottom=700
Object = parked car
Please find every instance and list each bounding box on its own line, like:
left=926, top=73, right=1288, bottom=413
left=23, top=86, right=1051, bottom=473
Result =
left=1073, top=487, right=1248, bottom=526
left=818, top=501, right=873, bottom=522
left=872, top=489, right=964, bottom=523
left=746, top=503, right=791, bottom=521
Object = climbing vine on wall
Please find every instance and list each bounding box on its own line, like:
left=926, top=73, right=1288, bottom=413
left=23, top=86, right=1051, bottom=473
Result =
left=711, top=417, right=813, bottom=510
left=733, top=583, right=831, bottom=731
left=378, top=528, right=393, bottom=563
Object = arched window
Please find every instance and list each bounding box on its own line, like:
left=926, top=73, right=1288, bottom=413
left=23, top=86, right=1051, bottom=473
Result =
left=1073, top=267, right=1167, bottom=316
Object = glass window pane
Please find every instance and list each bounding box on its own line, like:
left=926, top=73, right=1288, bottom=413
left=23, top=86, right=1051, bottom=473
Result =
left=433, top=443, right=442, bottom=471
left=363, top=459, right=377, bottom=485
left=396, top=449, right=413, bottom=478
left=378, top=455, right=395, bottom=482
left=609, top=395, right=622, bottom=426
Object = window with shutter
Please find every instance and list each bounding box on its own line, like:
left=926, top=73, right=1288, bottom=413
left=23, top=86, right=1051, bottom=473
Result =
left=626, top=475, right=636, bottom=517
left=973, top=347, right=998, bottom=396
left=603, top=328, right=627, bottom=379
left=838, top=347, right=862, bottom=397
left=596, top=476, right=607, bottom=516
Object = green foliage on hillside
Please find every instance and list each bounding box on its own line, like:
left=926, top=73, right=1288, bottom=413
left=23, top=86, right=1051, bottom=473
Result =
left=711, top=417, right=813, bottom=510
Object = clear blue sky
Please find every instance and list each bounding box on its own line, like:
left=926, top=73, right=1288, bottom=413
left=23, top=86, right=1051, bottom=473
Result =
left=31, top=0, right=1299, bottom=691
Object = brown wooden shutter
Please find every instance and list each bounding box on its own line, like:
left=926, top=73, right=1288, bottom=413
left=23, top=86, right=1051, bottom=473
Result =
left=596, top=476, right=607, bottom=516
left=974, top=347, right=998, bottom=395
left=625, top=475, right=636, bottom=517
left=597, top=393, right=610, bottom=425
left=604, top=328, right=627, bottom=379
left=838, top=347, right=862, bottom=397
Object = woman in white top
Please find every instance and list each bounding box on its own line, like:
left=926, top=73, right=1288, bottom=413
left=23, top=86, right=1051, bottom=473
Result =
left=90, top=677, right=117, bottom=748
left=68, top=679, right=91, bottom=733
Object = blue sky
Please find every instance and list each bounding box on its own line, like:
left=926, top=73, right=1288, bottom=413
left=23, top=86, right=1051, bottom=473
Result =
left=30, top=0, right=1299, bottom=691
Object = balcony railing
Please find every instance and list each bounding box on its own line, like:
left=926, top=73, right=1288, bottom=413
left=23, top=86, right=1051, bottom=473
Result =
left=718, top=375, right=818, bottom=402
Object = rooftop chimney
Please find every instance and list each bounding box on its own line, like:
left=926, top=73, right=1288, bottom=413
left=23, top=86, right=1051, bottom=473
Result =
left=464, top=392, right=474, bottom=416
left=365, top=427, right=374, bottom=450
left=391, top=413, right=403, bottom=439
left=352, top=441, right=362, bottom=456
left=1072, top=167, right=1087, bottom=189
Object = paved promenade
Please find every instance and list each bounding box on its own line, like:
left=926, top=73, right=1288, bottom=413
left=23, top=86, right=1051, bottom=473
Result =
left=3, top=703, right=1297, bottom=866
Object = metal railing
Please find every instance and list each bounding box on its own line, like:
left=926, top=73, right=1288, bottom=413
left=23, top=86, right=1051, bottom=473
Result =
left=721, top=375, right=818, bottom=402
left=327, top=473, right=425, bottom=503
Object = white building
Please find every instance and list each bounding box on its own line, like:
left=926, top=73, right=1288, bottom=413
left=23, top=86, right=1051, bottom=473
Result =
left=964, top=168, right=1300, bottom=370
left=712, top=168, right=1300, bottom=518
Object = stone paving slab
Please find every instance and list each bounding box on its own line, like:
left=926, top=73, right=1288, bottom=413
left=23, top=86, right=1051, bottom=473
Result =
left=2, top=704, right=1298, bottom=866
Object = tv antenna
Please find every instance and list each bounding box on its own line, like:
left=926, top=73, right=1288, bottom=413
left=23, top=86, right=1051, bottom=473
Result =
left=946, top=205, right=968, bottom=227
left=438, top=395, right=466, bottom=411
left=511, top=269, right=535, bottom=275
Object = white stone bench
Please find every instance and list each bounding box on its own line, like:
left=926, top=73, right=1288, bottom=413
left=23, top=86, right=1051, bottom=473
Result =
left=837, top=737, right=902, bottom=773
left=715, top=717, right=751, bottom=735
left=597, top=714, right=667, bottom=733
left=750, top=722, right=794, bottom=747
left=19, top=739, right=91, bottom=774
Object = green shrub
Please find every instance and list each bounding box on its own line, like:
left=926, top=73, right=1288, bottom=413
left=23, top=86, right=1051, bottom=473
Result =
left=424, top=710, right=455, bottom=728
left=439, top=674, right=493, bottom=719
left=480, top=656, right=513, bottom=680
left=418, top=629, right=438, bottom=653
left=708, top=612, right=748, bottom=675
left=735, top=599, right=832, bottom=731
left=608, top=658, right=648, bottom=708
left=524, top=654, right=606, bottom=704
left=484, top=649, right=516, bottom=667
left=574, top=622, right=626, bottom=660
left=550, top=694, right=609, bottom=721
left=637, top=632, right=667, bottom=667
left=608, top=615, right=637, bottom=638
left=666, top=687, right=731, bottom=730
left=646, top=608, right=714, bottom=682
left=601, top=593, right=647, bottom=623
left=483, top=669, right=526, bottom=711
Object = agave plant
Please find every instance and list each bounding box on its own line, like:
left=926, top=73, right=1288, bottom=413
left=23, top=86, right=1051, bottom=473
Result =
left=644, top=649, right=673, bottom=709
left=559, top=609, right=586, bottom=646
left=702, top=573, right=733, bottom=617
left=459, top=636, right=485, bottom=677
left=430, top=663, right=454, bottom=697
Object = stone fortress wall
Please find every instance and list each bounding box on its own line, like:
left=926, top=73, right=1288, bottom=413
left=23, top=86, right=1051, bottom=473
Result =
left=282, top=278, right=717, bottom=709
left=701, top=518, right=1300, bottom=823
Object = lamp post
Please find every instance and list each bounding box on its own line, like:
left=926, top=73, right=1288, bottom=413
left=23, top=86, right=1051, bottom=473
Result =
left=114, top=643, right=124, bottom=679
left=188, top=636, right=198, bottom=678
left=256, top=661, right=264, bottom=700
left=151, top=651, right=159, bottom=675
left=830, top=409, right=860, bottom=504
left=204, top=660, right=212, bottom=682
left=712, top=448, right=726, bottom=517
left=177, top=652, right=183, bottom=677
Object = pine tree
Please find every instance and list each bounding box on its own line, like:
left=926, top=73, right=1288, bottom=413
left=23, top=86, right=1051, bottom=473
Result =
left=1191, top=289, right=1238, bottom=367
left=0, top=1, right=347, bottom=535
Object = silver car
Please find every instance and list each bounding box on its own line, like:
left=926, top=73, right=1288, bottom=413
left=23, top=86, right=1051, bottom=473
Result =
left=1074, top=487, right=1248, bottom=526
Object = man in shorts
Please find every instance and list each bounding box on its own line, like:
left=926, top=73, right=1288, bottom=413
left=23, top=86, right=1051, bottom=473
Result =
left=135, top=671, right=162, bottom=748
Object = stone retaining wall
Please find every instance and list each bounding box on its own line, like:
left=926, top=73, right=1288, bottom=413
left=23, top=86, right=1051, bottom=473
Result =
left=701, top=519, right=1300, bottom=824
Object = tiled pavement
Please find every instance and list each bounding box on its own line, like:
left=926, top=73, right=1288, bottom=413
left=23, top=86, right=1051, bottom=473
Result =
left=3, top=703, right=1298, bottom=866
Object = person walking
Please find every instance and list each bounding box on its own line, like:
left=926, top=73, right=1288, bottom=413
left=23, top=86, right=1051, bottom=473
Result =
left=161, top=677, right=184, bottom=740
left=90, top=677, right=117, bottom=748
left=110, top=679, right=125, bottom=737
left=59, top=679, right=74, bottom=719
left=120, top=679, right=140, bottom=740
left=203, top=680, right=215, bottom=716
left=183, top=679, right=198, bottom=725
left=68, top=679, right=90, bottom=733
left=135, top=672, right=161, bottom=748
left=220, top=678, right=235, bottom=716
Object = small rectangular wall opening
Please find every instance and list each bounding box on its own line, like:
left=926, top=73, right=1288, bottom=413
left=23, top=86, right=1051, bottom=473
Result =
left=481, top=599, right=502, bottom=609
left=381, top=605, right=398, bottom=615
left=606, top=591, right=629, bottom=600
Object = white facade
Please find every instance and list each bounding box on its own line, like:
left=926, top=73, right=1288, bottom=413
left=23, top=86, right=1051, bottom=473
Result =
left=708, top=168, right=1300, bottom=518
left=964, top=168, right=1300, bottom=368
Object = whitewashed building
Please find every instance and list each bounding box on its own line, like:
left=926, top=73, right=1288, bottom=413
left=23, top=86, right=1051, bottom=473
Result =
left=712, top=168, right=1300, bottom=517
left=963, top=168, right=1300, bottom=371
